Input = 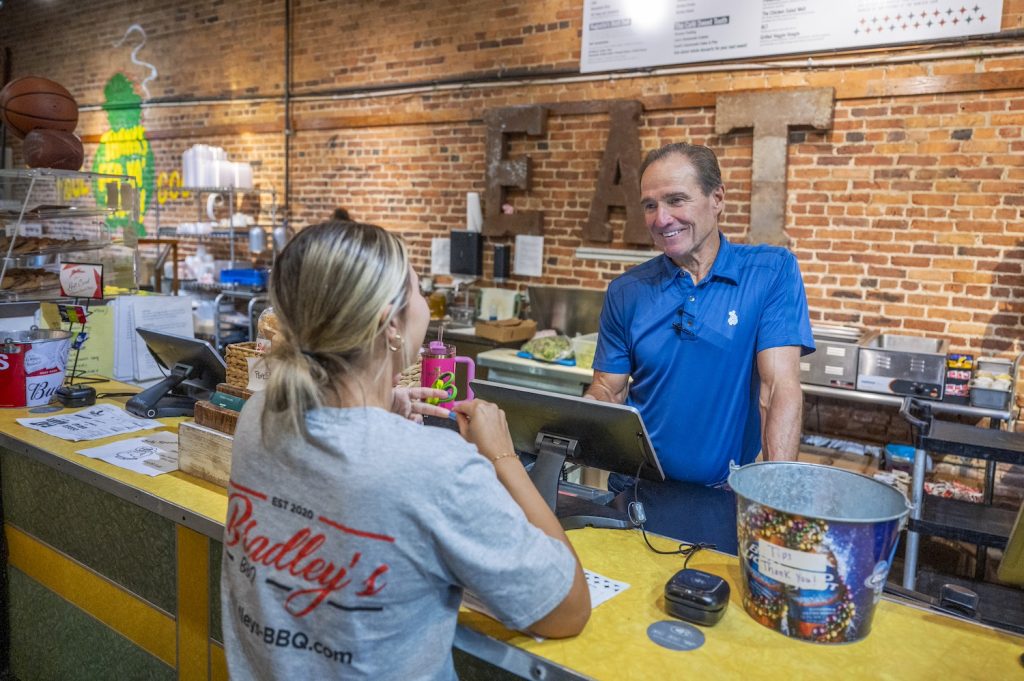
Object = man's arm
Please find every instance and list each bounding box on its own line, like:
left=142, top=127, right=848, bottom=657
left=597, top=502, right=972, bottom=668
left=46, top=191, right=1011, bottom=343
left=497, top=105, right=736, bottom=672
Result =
left=584, top=370, right=630, bottom=404
left=756, top=345, right=804, bottom=461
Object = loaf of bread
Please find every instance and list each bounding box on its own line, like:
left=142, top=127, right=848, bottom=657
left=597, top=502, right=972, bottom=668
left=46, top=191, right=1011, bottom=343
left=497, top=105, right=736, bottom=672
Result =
left=255, top=307, right=280, bottom=352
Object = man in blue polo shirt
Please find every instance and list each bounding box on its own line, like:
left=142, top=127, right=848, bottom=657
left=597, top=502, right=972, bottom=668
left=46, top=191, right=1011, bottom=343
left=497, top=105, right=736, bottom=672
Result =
left=586, top=143, right=814, bottom=486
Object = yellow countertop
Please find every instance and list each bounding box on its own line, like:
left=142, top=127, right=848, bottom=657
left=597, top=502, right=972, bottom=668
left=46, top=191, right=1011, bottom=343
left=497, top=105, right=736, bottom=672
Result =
left=461, top=529, right=1024, bottom=680
left=3, top=381, right=1021, bottom=679
left=0, top=380, right=229, bottom=537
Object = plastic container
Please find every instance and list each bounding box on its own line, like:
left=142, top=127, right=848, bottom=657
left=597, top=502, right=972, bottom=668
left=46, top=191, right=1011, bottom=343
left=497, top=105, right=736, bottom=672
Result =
left=729, top=461, right=910, bottom=644
left=884, top=443, right=932, bottom=474
left=970, top=386, right=1011, bottom=410
left=219, top=268, right=269, bottom=288
left=571, top=333, right=598, bottom=370
left=0, top=328, right=72, bottom=407
left=449, top=305, right=476, bottom=327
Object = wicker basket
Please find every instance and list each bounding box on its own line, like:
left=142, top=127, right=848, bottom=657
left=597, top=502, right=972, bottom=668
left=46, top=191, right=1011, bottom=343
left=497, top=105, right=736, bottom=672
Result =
left=216, top=382, right=253, bottom=400
left=194, top=399, right=240, bottom=435
left=225, top=342, right=263, bottom=388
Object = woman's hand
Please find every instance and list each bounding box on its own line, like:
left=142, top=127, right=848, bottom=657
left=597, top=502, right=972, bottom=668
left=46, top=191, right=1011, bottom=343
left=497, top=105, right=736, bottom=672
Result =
left=391, top=386, right=450, bottom=423
left=452, top=399, right=516, bottom=462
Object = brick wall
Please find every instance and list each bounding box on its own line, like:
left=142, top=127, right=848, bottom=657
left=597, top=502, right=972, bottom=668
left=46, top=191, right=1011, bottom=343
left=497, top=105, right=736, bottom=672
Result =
left=3, top=1, right=1024, bottom=448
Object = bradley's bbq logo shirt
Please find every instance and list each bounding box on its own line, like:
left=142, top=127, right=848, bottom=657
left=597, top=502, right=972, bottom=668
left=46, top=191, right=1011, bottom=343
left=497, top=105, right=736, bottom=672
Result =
left=225, top=480, right=392, bottom=619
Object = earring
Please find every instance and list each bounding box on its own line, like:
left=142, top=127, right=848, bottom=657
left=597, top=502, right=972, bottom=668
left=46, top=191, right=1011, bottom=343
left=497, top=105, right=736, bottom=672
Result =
left=388, top=333, right=403, bottom=353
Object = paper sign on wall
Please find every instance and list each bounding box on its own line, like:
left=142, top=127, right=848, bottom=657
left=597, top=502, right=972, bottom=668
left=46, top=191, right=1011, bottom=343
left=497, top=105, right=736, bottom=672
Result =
left=431, top=238, right=451, bottom=275
left=513, top=235, right=544, bottom=277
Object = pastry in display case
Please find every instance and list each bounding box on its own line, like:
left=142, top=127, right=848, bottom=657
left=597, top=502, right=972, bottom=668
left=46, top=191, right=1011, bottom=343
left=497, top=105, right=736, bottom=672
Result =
left=0, top=168, right=138, bottom=300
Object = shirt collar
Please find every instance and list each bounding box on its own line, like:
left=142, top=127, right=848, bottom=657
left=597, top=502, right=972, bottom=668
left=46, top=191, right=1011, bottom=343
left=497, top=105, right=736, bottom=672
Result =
left=659, top=232, right=740, bottom=289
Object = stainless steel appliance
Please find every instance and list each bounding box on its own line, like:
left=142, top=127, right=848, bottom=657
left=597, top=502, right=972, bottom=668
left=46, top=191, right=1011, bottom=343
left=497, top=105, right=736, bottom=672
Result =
left=857, top=332, right=947, bottom=400
left=800, top=325, right=862, bottom=389
left=527, top=286, right=604, bottom=337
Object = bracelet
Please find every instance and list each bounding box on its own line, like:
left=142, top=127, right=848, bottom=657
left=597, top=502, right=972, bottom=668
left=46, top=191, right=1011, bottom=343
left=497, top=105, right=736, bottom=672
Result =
left=489, top=452, right=518, bottom=464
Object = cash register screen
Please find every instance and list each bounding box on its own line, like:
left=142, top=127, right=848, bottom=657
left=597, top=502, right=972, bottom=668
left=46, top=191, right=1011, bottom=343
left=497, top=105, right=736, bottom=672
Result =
left=469, top=379, right=665, bottom=481
left=136, top=328, right=226, bottom=393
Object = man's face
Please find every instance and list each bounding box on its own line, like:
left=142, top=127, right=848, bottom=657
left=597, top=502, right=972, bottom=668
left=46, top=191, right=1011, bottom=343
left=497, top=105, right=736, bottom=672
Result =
left=640, top=154, right=724, bottom=266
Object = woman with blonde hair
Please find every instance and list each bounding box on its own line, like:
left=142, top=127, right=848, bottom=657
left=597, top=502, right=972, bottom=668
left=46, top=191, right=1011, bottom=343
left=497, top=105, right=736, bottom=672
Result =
left=221, top=221, right=589, bottom=681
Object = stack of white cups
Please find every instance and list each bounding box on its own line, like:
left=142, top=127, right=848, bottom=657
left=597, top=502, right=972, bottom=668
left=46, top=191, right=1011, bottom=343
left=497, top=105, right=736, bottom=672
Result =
left=182, top=145, right=253, bottom=189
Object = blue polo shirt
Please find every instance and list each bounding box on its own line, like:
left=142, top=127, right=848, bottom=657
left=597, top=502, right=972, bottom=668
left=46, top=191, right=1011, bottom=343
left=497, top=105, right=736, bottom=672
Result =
left=593, top=233, right=814, bottom=485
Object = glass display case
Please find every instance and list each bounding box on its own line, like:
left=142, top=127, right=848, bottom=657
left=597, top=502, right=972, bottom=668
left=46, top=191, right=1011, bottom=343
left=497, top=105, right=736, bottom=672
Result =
left=0, top=168, right=139, bottom=300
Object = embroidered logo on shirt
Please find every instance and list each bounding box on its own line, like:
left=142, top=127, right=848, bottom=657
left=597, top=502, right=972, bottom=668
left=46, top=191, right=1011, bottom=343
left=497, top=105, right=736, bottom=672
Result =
left=728, top=310, right=738, bottom=326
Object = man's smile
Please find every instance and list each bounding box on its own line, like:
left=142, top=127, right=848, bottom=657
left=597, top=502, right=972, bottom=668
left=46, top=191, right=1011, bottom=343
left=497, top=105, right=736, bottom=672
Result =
left=660, top=226, right=690, bottom=239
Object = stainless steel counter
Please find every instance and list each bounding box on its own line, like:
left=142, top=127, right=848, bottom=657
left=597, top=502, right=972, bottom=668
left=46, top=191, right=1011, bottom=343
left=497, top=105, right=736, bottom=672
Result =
left=476, top=348, right=594, bottom=396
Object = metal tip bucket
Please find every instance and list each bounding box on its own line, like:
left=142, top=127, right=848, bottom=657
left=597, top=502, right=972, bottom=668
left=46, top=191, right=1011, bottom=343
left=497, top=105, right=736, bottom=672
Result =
left=728, top=461, right=910, bottom=644
left=0, top=328, right=73, bottom=408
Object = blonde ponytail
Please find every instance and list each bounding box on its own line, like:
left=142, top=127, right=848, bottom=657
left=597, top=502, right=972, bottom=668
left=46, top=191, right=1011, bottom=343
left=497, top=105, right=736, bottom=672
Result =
left=260, top=220, right=410, bottom=442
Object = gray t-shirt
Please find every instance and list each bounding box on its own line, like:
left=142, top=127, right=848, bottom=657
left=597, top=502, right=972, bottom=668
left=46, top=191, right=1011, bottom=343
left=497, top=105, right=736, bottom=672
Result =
left=221, top=393, right=576, bottom=681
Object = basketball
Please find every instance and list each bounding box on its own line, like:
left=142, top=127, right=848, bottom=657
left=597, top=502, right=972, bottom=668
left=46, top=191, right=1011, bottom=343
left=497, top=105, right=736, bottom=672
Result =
left=0, top=76, right=79, bottom=139
left=23, top=129, right=84, bottom=170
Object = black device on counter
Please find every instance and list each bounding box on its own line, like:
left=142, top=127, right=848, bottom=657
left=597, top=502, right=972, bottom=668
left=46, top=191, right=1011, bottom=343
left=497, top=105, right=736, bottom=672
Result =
left=126, top=328, right=226, bottom=418
left=55, top=384, right=97, bottom=408
left=664, top=568, right=729, bottom=626
left=469, top=379, right=665, bottom=530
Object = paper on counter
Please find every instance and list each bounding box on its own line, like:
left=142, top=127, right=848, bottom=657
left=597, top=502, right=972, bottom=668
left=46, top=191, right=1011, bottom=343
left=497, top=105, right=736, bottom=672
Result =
left=584, top=569, right=630, bottom=608
left=76, top=432, right=179, bottom=477
left=17, top=403, right=163, bottom=441
left=463, top=568, right=629, bottom=625
left=513, top=235, right=544, bottom=277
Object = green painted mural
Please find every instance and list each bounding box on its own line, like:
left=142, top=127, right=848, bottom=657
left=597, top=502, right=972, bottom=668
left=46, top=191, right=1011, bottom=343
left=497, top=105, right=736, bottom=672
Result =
left=91, top=73, right=154, bottom=236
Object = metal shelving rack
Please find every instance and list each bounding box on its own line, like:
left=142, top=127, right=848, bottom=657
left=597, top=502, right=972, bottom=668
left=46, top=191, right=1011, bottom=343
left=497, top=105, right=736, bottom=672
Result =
left=152, top=186, right=278, bottom=351
left=152, top=185, right=278, bottom=268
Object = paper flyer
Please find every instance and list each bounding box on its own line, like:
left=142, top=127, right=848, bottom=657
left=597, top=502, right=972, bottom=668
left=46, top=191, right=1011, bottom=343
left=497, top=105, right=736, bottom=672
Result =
left=17, top=404, right=162, bottom=441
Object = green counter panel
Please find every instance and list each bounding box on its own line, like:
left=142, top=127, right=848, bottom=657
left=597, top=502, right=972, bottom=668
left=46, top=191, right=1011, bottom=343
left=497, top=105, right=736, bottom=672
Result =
left=1, top=449, right=177, bottom=613
left=9, top=567, right=174, bottom=681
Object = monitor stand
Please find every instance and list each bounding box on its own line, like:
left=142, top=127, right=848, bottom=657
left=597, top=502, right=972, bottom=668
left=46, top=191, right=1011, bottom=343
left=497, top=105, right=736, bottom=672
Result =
left=528, top=432, right=631, bottom=531
left=126, top=362, right=200, bottom=419
left=556, top=490, right=631, bottom=530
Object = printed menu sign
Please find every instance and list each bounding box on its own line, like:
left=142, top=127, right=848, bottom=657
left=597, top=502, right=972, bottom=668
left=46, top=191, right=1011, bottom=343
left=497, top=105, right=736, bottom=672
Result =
left=581, top=0, right=1004, bottom=73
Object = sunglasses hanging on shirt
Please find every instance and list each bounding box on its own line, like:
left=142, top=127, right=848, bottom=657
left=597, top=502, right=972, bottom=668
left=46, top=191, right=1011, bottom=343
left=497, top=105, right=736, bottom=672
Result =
left=672, top=307, right=697, bottom=339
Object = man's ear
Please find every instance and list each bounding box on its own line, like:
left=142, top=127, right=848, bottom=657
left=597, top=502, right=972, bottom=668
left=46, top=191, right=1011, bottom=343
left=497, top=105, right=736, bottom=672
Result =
left=711, top=185, right=725, bottom=217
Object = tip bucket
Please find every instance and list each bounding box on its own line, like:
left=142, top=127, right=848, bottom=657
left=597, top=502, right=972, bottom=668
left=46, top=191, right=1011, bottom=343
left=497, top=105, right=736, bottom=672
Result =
left=728, top=461, right=910, bottom=644
left=0, top=328, right=73, bottom=408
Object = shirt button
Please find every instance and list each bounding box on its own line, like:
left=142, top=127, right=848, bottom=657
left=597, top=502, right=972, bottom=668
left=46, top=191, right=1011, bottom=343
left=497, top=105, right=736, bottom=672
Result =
left=688, top=296, right=695, bottom=302
left=687, top=320, right=694, bottom=326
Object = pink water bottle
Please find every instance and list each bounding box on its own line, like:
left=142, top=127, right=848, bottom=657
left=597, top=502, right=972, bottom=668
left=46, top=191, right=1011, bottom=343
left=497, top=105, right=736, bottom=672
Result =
left=420, top=341, right=475, bottom=409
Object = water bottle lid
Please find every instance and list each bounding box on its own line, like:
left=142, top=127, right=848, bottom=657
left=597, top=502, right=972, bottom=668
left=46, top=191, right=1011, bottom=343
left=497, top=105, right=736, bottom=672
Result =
left=428, top=341, right=448, bottom=353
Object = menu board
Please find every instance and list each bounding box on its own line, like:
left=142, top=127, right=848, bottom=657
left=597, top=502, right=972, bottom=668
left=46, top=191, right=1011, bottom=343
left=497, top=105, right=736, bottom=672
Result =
left=581, top=0, right=1004, bottom=73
